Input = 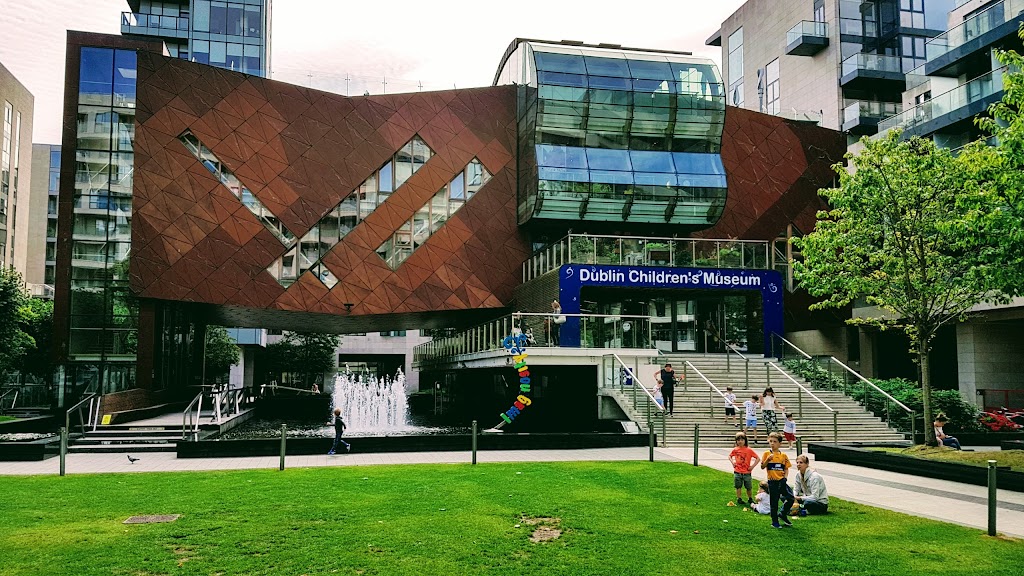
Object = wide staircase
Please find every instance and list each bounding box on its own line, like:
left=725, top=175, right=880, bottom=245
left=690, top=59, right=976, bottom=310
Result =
left=68, top=424, right=184, bottom=454
left=606, top=354, right=909, bottom=447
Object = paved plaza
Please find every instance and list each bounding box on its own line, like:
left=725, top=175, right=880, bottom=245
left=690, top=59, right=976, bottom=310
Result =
left=2, top=446, right=1021, bottom=539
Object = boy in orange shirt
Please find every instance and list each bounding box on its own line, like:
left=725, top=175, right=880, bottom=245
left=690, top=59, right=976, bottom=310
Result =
left=728, top=432, right=760, bottom=507
left=760, top=432, right=795, bottom=528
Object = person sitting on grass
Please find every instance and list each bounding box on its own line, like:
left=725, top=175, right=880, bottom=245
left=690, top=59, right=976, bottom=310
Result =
left=793, top=454, right=829, bottom=515
left=934, top=414, right=962, bottom=450
left=753, top=484, right=771, bottom=515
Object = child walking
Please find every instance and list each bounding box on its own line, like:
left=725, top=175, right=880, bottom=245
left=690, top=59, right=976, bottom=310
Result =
left=327, top=407, right=351, bottom=455
left=760, top=432, right=795, bottom=528
left=728, top=432, right=760, bottom=506
left=760, top=387, right=784, bottom=435
left=744, top=394, right=760, bottom=443
left=783, top=413, right=797, bottom=449
left=723, top=386, right=738, bottom=426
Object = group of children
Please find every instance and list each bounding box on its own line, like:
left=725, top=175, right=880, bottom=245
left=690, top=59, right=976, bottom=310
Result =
left=729, top=431, right=830, bottom=528
left=722, top=386, right=797, bottom=447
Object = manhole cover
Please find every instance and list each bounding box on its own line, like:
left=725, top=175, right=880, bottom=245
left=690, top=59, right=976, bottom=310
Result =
left=123, top=515, right=180, bottom=524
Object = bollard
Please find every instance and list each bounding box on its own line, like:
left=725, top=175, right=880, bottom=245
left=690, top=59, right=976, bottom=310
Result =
left=471, top=420, right=478, bottom=465
left=693, top=424, right=700, bottom=467
left=648, top=416, right=655, bottom=462
left=59, top=427, right=67, bottom=477
left=988, top=460, right=997, bottom=536
left=661, top=414, right=667, bottom=448
left=279, top=424, right=286, bottom=471
left=796, top=437, right=803, bottom=457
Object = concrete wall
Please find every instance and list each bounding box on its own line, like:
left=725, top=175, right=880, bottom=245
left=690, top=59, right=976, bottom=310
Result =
left=716, top=0, right=842, bottom=130
left=335, top=331, right=431, bottom=392
left=0, top=61, right=35, bottom=278
left=25, top=145, right=51, bottom=287
left=786, top=327, right=852, bottom=363
left=957, top=321, right=1024, bottom=408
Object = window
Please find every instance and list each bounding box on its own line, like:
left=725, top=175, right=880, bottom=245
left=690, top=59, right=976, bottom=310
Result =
left=814, top=0, right=825, bottom=23
left=900, top=0, right=925, bottom=29
left=727, top=28, right=744, bottom=107
left=901, top=35, right=926, bottom=73
left=764, top=59, right=780, bottom=115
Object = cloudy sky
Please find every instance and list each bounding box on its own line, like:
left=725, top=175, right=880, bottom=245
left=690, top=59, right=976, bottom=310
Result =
left=0, top=0, right=745, bottom=144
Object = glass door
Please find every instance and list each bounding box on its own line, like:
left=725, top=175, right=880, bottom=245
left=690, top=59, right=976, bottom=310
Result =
left=672, top=299, right=697, bottom=352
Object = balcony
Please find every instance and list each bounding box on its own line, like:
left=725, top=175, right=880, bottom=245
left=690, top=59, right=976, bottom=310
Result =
left=924, top=0, right=1024, bottom=77
left=786, top=21, right=829, bottom=56
left=840, top=53, right=905, bottom=91
left=876, top=67, right=1007, bottom=139
left=121, top=11, right=189, bottom=39
left=842, top=100, right=902, bottom=135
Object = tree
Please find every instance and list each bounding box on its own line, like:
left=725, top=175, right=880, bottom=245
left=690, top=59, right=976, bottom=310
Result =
left=204, top=325, right=241, bottom=382
left=0, top=268, right=34, bottom=378
left=263, top=332, right=339, bottom=387
left=18, top=298, right=54, bottom=381
left=793, top=132, right=1020, bottom=445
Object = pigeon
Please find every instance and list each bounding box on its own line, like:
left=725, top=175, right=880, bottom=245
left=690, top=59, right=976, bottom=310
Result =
left=127, top=455, right=140, bottom=464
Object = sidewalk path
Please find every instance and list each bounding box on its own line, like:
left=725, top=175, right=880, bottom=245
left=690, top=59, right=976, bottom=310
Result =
left=658, top=446, right=1024, bottom=539
left=2, top=446, right=1021, bottom=538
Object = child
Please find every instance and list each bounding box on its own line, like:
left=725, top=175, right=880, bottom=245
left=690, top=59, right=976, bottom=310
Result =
left=783, top=413, right=797, bottom=448
left=760, top=432, right=795, bottom=528
left=753, top=484, right=771, bottom=515
left=743, top=394, right=760, bottom=443
left=723, top=386, right=738, bottom=426
left=728, top=432, right=760, bottom=506
left=327, top=407, right=351, bottom=455
left=652, top=382, right=664, bottom=409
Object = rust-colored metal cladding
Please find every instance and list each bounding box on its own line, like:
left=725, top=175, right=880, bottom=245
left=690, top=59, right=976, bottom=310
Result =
left=132, top=53, right=528, bottom=320
left=698, top=106, right=844, bottom=240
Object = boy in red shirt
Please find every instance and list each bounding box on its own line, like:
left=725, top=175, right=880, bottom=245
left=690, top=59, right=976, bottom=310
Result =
left=728, top=432, right=760, bottom=506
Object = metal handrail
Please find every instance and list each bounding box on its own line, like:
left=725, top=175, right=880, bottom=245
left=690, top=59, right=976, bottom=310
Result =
left=766, top=362, right=839, bottom=443
left=610, top=353, right=666, bottom=413
left=683, top=361, right=730, bottom=417
left=771, top=332, right=916, bottom=440
left=65, top=392, right=97, bottom=435
left=182, top=391, right=205, bottom=441
left=767, top=362, right=834, bottom=413
left=605, top=354, right=667, bottom=447
left=0, top=389, right=17, bottom=412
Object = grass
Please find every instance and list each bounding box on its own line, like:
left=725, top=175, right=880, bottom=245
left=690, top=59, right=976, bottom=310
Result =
left=0, top=416, right=15, bottom=423
left=871, top=446, right=1024, bottom=472
left=0, top=462, right=1020, bottom=576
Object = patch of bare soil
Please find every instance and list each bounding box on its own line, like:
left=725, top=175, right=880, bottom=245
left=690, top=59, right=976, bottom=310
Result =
left=521, top=516, right=563, bottom=543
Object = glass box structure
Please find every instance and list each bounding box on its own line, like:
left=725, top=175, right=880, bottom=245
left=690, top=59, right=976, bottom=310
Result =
left=494, top=40, right=727, bottom=230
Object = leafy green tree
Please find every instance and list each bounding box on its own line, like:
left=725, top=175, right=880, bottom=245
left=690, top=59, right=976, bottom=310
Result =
left=18, top=298, right=54, bottom=380
left=0, top=268, right=33, bottom=377
left=262, top=332, right=339, bottom=387
left=204, top=326, right=241, bottom=382
left=793, top=132, right=1020, bottom=445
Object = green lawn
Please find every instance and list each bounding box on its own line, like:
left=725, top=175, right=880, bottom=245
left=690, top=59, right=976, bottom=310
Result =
left=0, top=415, right=15, bottom=422
left=871, top=446, right=1024, bottom=472
left=0, top=462, right=1020, bottom=576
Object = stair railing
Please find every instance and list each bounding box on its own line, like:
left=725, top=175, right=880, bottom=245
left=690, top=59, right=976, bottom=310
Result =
left=770, top=333, right=917, bottom=441
left=65, top=392, right=98, bottom=436
left=683, top=361, right=729, bottom=417
left=182, top=388, right=206, bottom=441
left=0, top=389, right=18, bottom=414
left=767, top=361, right=839, bottom=443
left=604, top=354, right=667, bottom=446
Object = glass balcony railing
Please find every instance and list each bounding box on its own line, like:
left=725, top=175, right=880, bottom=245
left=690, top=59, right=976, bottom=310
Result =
left=876, top=67, right=1007, bottom=136
left=843, top=100, right=902, bottom=125
left=787, top=20, right=829, bottom=45
left=522, top=233, right=772, bottom=283
left=121, top=11, right=190, bottom=32
left=413, top=312, right=654, bottom=364
left=925, top=0, right=1024, bottom=64
left=841, top=53, right=902, bottom=77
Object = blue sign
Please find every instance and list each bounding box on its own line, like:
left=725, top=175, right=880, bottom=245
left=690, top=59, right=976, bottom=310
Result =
left=556, top=265, right=784, bottom=356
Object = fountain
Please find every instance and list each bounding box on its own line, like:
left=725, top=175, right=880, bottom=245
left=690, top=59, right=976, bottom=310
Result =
left=329, top=369, right=416, bottom=435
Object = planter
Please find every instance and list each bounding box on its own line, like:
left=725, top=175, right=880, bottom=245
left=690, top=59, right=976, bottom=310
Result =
left=808, top=443, right=1024, bottom=492
left=0, top=435, right=59, bottom=461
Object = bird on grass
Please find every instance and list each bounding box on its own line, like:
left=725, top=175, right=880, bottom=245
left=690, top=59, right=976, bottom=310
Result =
left=127, top=455, right=140, bottom=464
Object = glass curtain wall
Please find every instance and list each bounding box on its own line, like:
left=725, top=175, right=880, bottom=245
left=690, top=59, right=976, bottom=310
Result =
left=46, top=146, right=60, bottom=285
left=1, top=101, right=10, bottom=265
left=191, top=0, right=265, bottom=75
left=68, top=47, right=138, bottom=395
left=519, top=45, right=727, bottom=228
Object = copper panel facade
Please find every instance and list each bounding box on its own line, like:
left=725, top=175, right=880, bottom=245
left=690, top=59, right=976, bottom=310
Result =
left=131, top=54, right=528, bottom=319
left=699, top=105, right=844, bottom=240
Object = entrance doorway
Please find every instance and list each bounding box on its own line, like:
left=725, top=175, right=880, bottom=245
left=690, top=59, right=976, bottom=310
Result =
left=586, top=288, right=761, bottom=354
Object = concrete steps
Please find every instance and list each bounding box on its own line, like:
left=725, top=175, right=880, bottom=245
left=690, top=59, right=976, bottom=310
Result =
left=68, top=426, right=183, bottom=453
left=609, top=353, right=909, bottom=447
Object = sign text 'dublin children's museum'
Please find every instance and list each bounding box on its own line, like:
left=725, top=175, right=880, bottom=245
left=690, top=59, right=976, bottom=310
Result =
left=557, top=265, right=784, bottom=355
